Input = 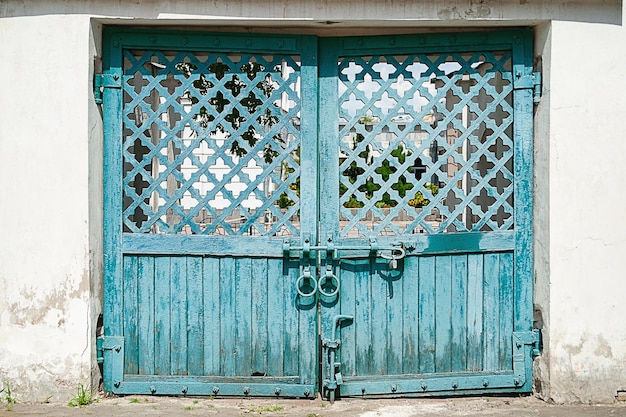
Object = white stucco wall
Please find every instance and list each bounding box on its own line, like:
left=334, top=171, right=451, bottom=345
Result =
left=0, top=15, right=99, bottom=402
left=543, top=17, right=626, bottom=403
left=0, top=0, right=624, bottom=404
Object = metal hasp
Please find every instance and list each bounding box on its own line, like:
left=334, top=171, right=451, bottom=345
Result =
left=283, top=236, right=405, bottom=261
left=322, top=315, right=354, bottom=403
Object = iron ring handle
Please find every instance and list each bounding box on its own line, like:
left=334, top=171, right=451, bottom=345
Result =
left=317, top=271, right=339, bottom=298
left=296, top=270, right=317, bottom=297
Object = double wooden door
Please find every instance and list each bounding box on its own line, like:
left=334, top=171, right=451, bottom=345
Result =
left=101, top=28, right=536, bottom=399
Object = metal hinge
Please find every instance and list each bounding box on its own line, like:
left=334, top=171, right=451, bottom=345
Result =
left=97, top=335, right=124, bottom=363
left=513, top=329, right=542, bottom=356
left=94, top=72, right=122, bottom=104
left=96, top=337, right=104, bottom=364
left=532, top=72, right=542, bottom=104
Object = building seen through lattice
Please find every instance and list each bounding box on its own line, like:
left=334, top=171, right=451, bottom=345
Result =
left=123, top=50, right=513, bottom=237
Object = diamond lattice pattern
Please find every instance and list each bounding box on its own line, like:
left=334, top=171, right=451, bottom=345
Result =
left=122, top=50, right=302, bottom=236
left=338, top=51, right=514, bottom=237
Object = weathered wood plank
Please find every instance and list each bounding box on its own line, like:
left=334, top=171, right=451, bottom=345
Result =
left=483, top=253, right=500, bottom=372
left=154, top=256, right=171, bottom=375
left=402, top=256, right=420, bottom=375
left=170, top=257, right=188, bottom=375
left=187, top=256, right=204, bottom=376
left=251, top=258, right=269, bottom=376
left=296, top=259, right=317, bottom=386
left=386, top=259, right=403, bottom=375
left=235, top=258, right=252, bottom=377
left=435, top=256, right=452, bottom=373
left=466, top=254, right=484, bottom=372
left=137, top=256, right=155, bottom=375
left=338, top=260, right=358, bottom=378
left=203, top=257, right=220, bottom=376
left=499, top=252, right=514, bottom=370
left=353, top=259, right=372, bottom=377
left=451, top=254, right=468, bottom=373
left=220, top=257, right=236, bottom=377
left=266, top=259, right=284, bottom=377
left=283, top=259, right=299, bottom=377
left=123, top=256, right=138, bottom=375
left=371, top=259, right=388, bottom=375
left=418, top=256, right=436, bottom=373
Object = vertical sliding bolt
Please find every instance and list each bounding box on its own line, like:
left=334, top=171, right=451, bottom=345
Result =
left=150, top=386, right=156, bottom=394
left=303, top=389, right=311, bottom=398
left=452, top=382, right=458, bottom=389
left=182, top=386, right=188, bottom=394
left=275, top=388, right=281, bottom=396
left=483, top=379, right=489, bottom=388
left=212, top=386, right=220, bottom=395
left=243, top=387, right=250, bottom=395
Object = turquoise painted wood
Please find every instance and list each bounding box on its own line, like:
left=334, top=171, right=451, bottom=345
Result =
left=317, top=31, right=535, bottom=399
left=103, top=29, right=319, bottom=397
left=102, top=28, right=535, bottom=399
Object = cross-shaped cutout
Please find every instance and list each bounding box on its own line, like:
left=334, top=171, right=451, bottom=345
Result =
left=413, top=157, right=427, bottom=180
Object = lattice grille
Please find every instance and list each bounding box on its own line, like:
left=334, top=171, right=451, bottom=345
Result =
left=338, top=51, right=514, bottom=237
left=122, top=50, right=302, bottom=236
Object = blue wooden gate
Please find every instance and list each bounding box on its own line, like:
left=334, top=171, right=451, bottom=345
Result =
left=314, top=33, right=537, bottom=400
left=101, top=28, right=537, bottom=399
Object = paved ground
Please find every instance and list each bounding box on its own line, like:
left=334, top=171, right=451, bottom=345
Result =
left=2, top=395, right=626, bottom=417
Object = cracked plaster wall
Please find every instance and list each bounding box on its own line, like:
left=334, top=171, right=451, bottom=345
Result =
left=0, top=15, right=96, bottom=402
left=545, top=15, right=626, bottom=403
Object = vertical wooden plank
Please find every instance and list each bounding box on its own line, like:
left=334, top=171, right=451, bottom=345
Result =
left=154, top=256, right=171, bottom=375
left=298, top=35, right=319, bottom=388
left=434, top=255, right=452, bottom=373
left=137, top=256, right=155, bottom=375
left=102, top=31, right=123, bottom=328
left=187, top=256, right=204, bottom=376
left=371, top=258, right=388, bottom=375
left=498, top=252, right=514, bottom=370
left=170, top=257, right=188, bottom=375
left=466, top=254, right=484, bottom=372
left=297, top=259, right=317, bottom=386
left=338, top=260, right=358, bottom=377
left=418, top=256, right=436, bottom=373
left=354, top=259, right=372, bottom=376
left=203, top=257, right=220, bottom=376
left=283, top=259, right=299, bottom=377
left=220, top=257, right=236, bottom=376
left=513, top=30, right=535, bottom=390
left=123, top=256, right=138, bottom=375
left=402, top=256, right=420, bottom=374
left=386, top=259, right=404, bottom=375
left=299, top=35, right=319, bottom=240
left=317, top=38, right=340, bottom=237
left=267, top=258, right=284, bottom=376
left=251, top=258, right=269, bottom=376
left=102, top=30, right=124, bottom=394
left=450, top=254, right=468, bottom=372
left=235, top=258, right=252, bottom=377
left=483, top=253, right=500, bottom=371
